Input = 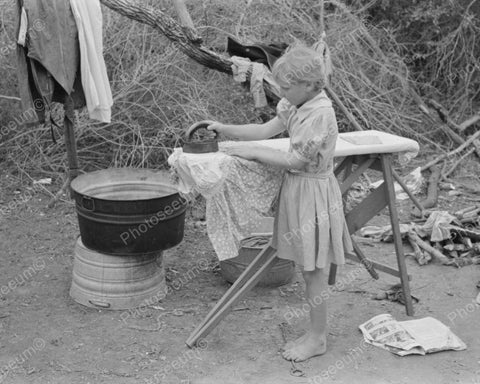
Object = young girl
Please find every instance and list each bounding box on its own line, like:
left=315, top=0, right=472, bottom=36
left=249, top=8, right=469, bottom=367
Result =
left=208, top=45, right=352, bottom=362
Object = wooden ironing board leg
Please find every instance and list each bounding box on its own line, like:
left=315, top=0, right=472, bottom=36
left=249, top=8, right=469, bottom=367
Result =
left=381, top=154, right=414, bottom=316
left=186, top=244, right=277, bottom=347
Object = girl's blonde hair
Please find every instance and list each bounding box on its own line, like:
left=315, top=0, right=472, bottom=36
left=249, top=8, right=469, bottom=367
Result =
left=272, top=45, right=327, bottom=89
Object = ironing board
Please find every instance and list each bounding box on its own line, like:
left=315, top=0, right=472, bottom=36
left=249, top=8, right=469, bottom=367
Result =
left=185, top=130, right=420, bottom=347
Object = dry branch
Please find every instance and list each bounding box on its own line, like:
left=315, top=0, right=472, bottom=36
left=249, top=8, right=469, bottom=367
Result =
left=326, top=0, right=430, bottom=116
left=426, top=99, right=480, bottom=158
left=407, top=232, right=450, bottom=264
left=420, top=129, right=480, bottom=171
left=171, top=0, right=202, bottom=44
left=442, top=147, right=476, bottom=179
left=99, top=0, right=281, bottom=100
left=459, top=113, right=480, bottom=131
left=100, top=0, right=370, bottom=133
left=0, top=95, right=21, bottom=102
left=426, top=99, right=463, bottom=132
left=420, top=165, right=440, bottom=209
left=407, top=232, right=431, bottom=265
left=449, top=226, right=480, bottom=242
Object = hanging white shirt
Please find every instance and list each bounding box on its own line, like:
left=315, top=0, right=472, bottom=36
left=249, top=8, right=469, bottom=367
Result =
left=70, top=0, right=113, bottom=123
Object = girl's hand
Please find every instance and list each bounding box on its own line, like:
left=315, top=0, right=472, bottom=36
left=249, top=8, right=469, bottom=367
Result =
left=224, top=143, right=263, bottom=161
left=207, top=121, right=225, bottom=135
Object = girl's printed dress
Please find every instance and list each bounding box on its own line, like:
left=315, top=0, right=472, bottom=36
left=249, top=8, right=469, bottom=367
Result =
left=272, top=91, right=353, bottom=271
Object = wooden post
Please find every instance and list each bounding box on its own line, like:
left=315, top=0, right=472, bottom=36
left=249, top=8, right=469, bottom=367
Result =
left=63, top=97, right=79, bottom=196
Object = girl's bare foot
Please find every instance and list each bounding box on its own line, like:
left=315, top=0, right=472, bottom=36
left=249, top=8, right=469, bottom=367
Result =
left=282, top=333, right=326, bottom=362
left=283, top=332, right=308, bottom=351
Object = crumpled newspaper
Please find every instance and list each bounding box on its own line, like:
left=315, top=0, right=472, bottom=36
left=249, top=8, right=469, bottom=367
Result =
left=359, top=314, right=467, bottom=356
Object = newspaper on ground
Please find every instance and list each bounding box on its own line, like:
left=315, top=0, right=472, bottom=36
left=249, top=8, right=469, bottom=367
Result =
left=359, top=314, right=466, bottom=356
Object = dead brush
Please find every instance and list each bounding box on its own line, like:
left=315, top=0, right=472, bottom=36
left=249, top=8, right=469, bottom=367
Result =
left=0, top=0, right=478, bottom=182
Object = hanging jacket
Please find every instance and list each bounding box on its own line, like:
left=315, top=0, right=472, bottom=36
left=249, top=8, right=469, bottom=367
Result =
left=16, top=0, right=85, bottom=126
left=227, top=37, right=288, bottom=70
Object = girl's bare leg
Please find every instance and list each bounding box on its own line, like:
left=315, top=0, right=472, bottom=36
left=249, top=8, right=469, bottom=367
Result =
left=282, top=268, right=327, bottom=362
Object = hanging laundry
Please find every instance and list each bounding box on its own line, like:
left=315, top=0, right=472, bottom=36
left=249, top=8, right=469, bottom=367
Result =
left=230, top=56, right=278, bottom=108
left=227, top=37, right=286, bottom=108
left=16, top=0, right=85, bottom=125
left=70, top=0, right=113, bottom=123
left=227, top=37, right=287, bottom=70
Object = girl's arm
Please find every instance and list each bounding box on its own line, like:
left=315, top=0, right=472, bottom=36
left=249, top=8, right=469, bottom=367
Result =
left=225, top=145, right=308, bottom=171
left=208, top=117, right=285, bottom=141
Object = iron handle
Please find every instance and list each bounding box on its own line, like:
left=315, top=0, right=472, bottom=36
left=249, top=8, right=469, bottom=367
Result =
left=186, top=120, right=217, bottom=141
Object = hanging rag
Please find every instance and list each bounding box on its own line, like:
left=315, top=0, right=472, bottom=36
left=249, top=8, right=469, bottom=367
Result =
left=70, top=0, right=113, bottom=123
left=250, top=62, right=268, bottom=108
left=230, top=56, right=275, bottom=108
left=230, top=56, right=250, bottom=83
left=227, top=37, right=287, bottom=108
left=16, top=0, right=86, bottom=126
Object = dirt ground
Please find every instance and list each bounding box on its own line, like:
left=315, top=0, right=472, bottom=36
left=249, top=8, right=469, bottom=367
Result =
left=0, top=159, right=479, bottom=384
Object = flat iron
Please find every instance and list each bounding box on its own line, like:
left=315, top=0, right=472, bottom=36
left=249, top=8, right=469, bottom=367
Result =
left=182, top=120, right=218, bottom=154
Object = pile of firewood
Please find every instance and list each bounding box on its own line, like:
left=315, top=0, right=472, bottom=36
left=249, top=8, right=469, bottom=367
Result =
left=407, top=209, right=480, bottom=267
left=358, top=205, right=480, bottom=268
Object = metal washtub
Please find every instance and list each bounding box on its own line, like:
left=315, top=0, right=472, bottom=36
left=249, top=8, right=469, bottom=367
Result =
left=71, top=168, right=187, bottom=255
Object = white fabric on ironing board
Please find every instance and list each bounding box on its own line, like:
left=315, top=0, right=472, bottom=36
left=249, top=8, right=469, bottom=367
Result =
left=167, top=131, right=419, bottom=261
left=168, top=142, right=284, bottom=261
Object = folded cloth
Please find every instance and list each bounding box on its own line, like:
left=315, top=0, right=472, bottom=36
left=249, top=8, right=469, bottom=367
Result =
left=168, top=141, right=284, bottom=260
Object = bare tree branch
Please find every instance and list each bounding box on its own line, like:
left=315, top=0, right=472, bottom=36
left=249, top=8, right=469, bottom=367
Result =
left=99, top=0, right=281, bottom=100
left=0, top=95, right=21, bottom=102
